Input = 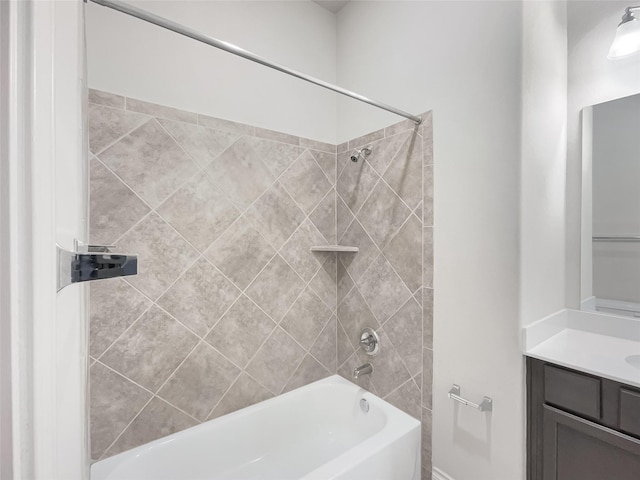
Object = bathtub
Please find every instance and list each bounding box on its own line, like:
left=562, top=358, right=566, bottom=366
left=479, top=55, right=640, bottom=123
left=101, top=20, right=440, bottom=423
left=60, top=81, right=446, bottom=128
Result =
left=91, top=375, right=421, bottom=480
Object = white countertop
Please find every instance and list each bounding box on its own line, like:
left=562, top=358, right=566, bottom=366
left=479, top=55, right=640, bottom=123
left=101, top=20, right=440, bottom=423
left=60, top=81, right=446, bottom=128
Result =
left=523, top=309, right=640, bottom=388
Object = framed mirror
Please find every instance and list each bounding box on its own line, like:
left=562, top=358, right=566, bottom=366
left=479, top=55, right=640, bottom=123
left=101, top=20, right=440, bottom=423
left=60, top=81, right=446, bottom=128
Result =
left=581, top=93, right=640, bottom=317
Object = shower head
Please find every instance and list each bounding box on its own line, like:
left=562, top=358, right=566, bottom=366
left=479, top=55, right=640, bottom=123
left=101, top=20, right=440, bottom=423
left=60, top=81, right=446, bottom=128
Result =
left=350, top=146, right=372, bottom=163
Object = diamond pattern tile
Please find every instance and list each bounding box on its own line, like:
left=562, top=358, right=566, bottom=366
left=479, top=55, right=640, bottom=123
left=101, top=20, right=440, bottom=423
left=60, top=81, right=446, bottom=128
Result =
left=283, top=355, right=330, bottom=393
left=158, top=118, right=239, bottom=168
left=99, top=119, right=199, bottom=208
left=384, top=296, right=422, bottom=376
left=245, top=327, right=306, bottom=394
left=245, top=255, right=305, bottom=321
left=358, top=180, right=411, bottom=249
left=336, top=156, right=380, bottom=215
left=383, top=214, right=423, bottom=292
left=308, top=254, right=337, bottom=310
left=382, top=131, right=423, bottom=210
left=244, top=182, right=305, bottom=250
left=117, top=213, right=199, bottom=300
left=90, top=279, right=151, bottom=358
left=205, top=137, right=275, bottom=210
left=356, top=254, right=413, bottom=324
left=89, top=158, right=150, bottom=245
left=157, top=258, right=241, bottom=337
left=309, top=191, right=336, bottom=244
left=90, top=362, right=151, bottom=460
left=158, top=343, right=241, bottom=420
left=384, top=378, right=421, bottom=420
left=336, top=319, right=354, bottom=368
left=309, top=150, right=336, bottom=184
left=339, top=219, right=380, bottom=283
left=106, top=397, right=197, bottom=458
left=247, top=137, right=304, bottom=177
left=369, top=329, right=411, bottom=397
left=336, top=194, right=354, bottom=243
left=88, top=103, right=149, bottom=155
left=365, top=130, right=412, bottom=176
left=310, top=316, right=337, bottom=372
left=280, top=219, right=327, bottom=282
left=336, top=287, right=380, bottom=351
left=280, top=288, right=332, bottom=349
left=205, top=295, right=276, bottom=368
left=204, top=216, right=275, bottom=290
left=157, top=173, right=239, bottom=252
left=336, top=258, right=354, bottom=306
left=208, top=373, right=272, bottom=420
left=280, top=150, right=332, bottom=215
left=100, top=306, right=198, bottom=391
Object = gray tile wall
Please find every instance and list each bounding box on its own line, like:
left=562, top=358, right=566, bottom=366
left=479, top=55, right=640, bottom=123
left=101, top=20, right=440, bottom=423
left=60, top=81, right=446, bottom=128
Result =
left=336, top=113, right=433, bottom=479
left=88, top=89, right=433, bottom=478
left=88, top=90, right=337, bottom=461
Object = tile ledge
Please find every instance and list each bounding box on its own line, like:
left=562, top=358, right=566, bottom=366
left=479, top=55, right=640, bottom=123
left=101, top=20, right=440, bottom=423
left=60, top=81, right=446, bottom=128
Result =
left=310, top=245, right=359, bottom=253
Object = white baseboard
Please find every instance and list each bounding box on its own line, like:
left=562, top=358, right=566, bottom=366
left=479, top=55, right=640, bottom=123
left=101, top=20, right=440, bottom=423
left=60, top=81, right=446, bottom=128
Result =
left=432, top=467, right=456, bottom=480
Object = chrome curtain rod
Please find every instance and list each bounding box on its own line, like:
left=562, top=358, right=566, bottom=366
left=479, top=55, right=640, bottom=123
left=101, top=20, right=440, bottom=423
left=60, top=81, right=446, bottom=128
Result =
left=87, top=0, right=422, bottom=125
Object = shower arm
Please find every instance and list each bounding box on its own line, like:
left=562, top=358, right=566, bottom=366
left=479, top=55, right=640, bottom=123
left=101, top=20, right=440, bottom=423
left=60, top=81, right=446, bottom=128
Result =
left=86, top=0, right=422, bottom=125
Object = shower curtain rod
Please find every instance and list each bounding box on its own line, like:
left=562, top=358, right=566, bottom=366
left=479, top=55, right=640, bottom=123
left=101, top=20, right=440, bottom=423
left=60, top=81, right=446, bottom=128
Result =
left=87, top=0, right=422, bottom=125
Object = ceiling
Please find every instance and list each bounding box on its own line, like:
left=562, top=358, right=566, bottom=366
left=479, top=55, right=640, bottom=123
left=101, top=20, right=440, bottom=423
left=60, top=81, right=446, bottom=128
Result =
left=312, top=0, right=349, bottom=14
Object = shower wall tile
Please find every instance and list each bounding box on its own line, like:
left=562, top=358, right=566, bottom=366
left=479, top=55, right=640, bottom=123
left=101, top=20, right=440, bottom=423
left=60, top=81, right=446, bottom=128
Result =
left=89, top=279, right=151, bottom=358
left=89, top=158, right=151, bottom=246
left=204, top=137, right=275, bottom=210
left=347, top=128, right=384, bottom=150
left=283, top=355, right=331, bottom=393
left=254, top=126, right=300, bottom=145
left=89, top=363, right=151, bottom=460
left=207, top=373, right=272, bottom=420
left=245, top=327, right=306, bottom=394
left=247, top=137, right=304, bottom=177
left=280, top=150, right=332, bottom=215
left=88, top=104, right=149, bottom=155
left=157, top=343, right=241, bottom=421
left=198, top=114, right=255, bottom=136
left=89, top=88, right=125, bottom=109
left=204, top=217, right=276, bottom=290
left=116, top=213, right=199, bottom=300
left=156, top=173, right=239, bottom=252
left=156, top=258, right=241, bottom=337
left=88, top=90, right=433, bottom=471
left=126, top=97, right=198, bottom=124
left=99, top=119, right=199, bottom=208
left=309, top=191, right=337, bottom=244
left=157, top=118, right=240, bottom=168
left=205, top=295, right=276, bottom=368
left=106, top=397, right=198, bottom=458
left=300, top=137, right=336, bottom=154
left=337, top=114, right=433, bottom=477
left=100, top=306, right=199, bottom=392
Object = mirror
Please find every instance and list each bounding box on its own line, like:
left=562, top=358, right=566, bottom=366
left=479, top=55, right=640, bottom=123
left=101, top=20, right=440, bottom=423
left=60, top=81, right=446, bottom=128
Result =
left=581, top=93, right=640, bottom=317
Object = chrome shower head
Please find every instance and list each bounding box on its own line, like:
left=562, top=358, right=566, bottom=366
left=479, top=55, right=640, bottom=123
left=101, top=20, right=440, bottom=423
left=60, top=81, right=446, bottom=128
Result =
left=350, top=146, right=372, bottom=163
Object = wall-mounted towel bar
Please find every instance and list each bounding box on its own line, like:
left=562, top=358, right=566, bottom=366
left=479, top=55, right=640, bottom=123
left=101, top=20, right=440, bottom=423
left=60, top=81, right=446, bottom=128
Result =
left=448, top=384, right=493, bottom=412
left=593, top=236, right=640, bottom=241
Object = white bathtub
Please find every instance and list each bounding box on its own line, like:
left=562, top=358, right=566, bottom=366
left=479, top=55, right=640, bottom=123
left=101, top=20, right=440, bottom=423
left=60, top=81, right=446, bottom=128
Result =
left=92, top=375, right=421, bottom=480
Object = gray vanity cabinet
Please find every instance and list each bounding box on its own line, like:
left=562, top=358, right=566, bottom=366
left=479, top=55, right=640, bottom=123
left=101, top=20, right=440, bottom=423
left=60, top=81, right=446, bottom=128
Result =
left=527, top=357, right=640, bottom=480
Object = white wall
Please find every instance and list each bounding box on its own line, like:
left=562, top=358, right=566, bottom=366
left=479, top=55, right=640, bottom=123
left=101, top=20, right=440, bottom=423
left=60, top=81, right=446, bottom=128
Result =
left=86, top=0, right=338, bottom=143
left=520, top=0, right=567, bottom=328
left=338, top=3, right=524, bottom=479
left=566, top=0, right=640, bottom=306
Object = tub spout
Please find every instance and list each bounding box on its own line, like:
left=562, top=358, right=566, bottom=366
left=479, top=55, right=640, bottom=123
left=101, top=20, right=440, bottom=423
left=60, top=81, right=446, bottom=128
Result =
left=353, top=363, right=373, bottom=379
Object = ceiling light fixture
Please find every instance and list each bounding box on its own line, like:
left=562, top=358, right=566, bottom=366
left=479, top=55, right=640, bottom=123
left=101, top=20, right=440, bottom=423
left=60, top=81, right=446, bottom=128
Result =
left=608, top=6, right=640, bottom=59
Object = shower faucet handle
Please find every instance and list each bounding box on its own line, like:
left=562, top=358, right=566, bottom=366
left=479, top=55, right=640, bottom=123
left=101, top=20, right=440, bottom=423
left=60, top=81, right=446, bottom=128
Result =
left=359, top=328, right=380, bottom=356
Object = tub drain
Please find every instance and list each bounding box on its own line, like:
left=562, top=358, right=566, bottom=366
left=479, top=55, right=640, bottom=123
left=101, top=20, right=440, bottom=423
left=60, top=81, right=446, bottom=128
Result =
left=360, top=398, right=369, bottom=413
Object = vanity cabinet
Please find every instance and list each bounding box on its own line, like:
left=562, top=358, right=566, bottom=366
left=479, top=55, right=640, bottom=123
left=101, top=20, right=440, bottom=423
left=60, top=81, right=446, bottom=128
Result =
left=527, top=357, right=640, bottom=480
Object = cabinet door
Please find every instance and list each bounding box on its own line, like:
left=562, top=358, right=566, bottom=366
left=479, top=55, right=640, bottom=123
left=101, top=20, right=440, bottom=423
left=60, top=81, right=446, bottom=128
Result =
left=543, top=405, right=640, bottom=480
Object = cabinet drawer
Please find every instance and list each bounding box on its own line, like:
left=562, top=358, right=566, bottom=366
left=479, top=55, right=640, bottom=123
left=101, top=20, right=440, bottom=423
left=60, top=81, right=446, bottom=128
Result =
left=620, top=388, right=640, bottom=438
left=544, top=365, right=601, bottom=420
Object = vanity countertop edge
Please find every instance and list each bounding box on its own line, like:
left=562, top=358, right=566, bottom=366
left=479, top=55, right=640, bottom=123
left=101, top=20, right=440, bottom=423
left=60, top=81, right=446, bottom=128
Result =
left=523, top=308, right=640, bottom=388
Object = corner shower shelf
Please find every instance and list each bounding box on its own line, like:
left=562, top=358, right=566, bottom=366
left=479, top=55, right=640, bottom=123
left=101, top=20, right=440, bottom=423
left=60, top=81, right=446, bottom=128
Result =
left=310, top=245, right=359, bottom=253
